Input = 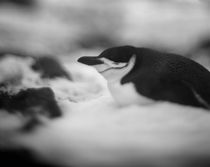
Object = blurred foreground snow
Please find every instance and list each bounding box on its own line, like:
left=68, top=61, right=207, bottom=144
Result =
left=0, top=59, right=209, bottom=167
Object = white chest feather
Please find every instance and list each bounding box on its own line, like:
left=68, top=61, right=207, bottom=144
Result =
left=108, top=81, right=154, bottom=106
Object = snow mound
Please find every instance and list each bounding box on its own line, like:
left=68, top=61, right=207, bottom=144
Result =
left=1, top=55, right=210, bottom=167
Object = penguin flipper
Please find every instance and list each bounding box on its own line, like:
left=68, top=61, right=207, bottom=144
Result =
left=181, top=80, right=210, bottom=109
left=131, top=75, right=209, bottom=109
left=162, top=72, right=210, bottom=109
left=156, top=80, right=209, bottom=109
left=161, top=57, right=210, bottom=109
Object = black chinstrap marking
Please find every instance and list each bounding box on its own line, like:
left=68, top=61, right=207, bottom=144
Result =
left=99, top=63, right=129, bottom=73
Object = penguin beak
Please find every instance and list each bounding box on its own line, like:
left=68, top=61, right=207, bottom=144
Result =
left=77, top=56, right=103, bottom=66
left=77, top=56, right=130, bottom=74
left=78, top=54, right=136, bottom=82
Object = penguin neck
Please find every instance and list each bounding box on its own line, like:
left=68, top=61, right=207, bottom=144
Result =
left=121, top=54, right=141, bottom=85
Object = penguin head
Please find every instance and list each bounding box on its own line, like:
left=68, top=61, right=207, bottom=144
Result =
left=77, top=46, right=136, bottom=82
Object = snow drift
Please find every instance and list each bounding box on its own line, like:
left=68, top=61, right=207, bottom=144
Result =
left=0, top=54, right=210, bottom=167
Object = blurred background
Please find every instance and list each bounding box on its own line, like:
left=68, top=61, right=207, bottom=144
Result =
left=1, top=1, right=210, bottom=167
left=0, top=0, right=210, bottom=60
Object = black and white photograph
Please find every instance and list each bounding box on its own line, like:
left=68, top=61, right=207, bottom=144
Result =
left=0, top=0, right=210, bottom=167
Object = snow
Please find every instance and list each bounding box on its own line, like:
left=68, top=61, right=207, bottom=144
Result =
left=0, top=60, right=208, bottom=167
left=16, top=94, right=210, bottom=166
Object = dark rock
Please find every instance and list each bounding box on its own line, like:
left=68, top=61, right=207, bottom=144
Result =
left=0, top=87, right=62, bottom=118
left=0, top=147, right=61, bottom=167
left=31, top=57, right=72, bottom=80
left=0, top=0, right=35, bottom=7
left=0, top=87, right=62, bottom=130
left=197, top=38, right=210, bottom=50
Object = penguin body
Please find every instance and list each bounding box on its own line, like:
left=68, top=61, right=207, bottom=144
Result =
left=78, top=46, right=210, bottom=109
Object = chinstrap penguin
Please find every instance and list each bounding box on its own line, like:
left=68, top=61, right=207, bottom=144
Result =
left=78, top=46, right=210, bottom=109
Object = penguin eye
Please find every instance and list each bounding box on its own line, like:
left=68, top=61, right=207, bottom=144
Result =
left=113, top=62, right=120, bottom=65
